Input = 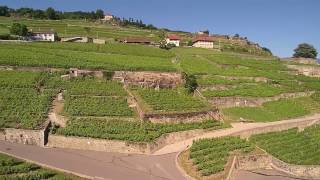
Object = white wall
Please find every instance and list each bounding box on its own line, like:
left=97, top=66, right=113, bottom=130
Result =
left=166, top=38, right=180, bottom=47
left=192, top=41, right=214, bottom=49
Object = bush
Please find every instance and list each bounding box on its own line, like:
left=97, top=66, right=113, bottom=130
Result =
left=9, top=23, right=28, bottom=36
left=184, top=73, right=198, bottom=93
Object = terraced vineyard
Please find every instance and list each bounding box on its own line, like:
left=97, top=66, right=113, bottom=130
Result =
left=56, top=118, right=225, bottom=142
left=0, top=153, right=81, bottom=179
left=184, top=124, right=320, bottom=178
left=189, top=137, right=254, bottom=176
left=0, top=17, right=161, bottom=41
left=132, top=87, right=211, bottom=113
left=224, top=95, right=320, bottom=122
left=0, top=70, right=56, bottom=129
left=250, top=125, right=320, bottom=165
left=0, top=43, right=176, bottom=72
left=62, top=77, right=133, bottom=117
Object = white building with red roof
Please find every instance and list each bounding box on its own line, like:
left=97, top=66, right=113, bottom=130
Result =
left=103, top=13, right=113, bottom=21
left=166, top=34, right=181, bottom=47
left=192, top=35, right=215, bottom=49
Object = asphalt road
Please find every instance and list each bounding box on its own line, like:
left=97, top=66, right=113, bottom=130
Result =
left=0, top=141, right=185, bottom=180
left=0, top=141, right=299, bottom=180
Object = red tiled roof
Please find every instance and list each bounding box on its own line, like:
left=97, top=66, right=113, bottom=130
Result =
left=192, top=35, right=215, bottom=43
left=123, top=37, right=152, bottom=43
left=167, top=34, right=181, bottom=40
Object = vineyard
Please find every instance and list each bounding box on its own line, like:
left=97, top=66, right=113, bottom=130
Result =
left=13, top=42, right=174, bottom=58
left=64, top=78, right=127, bottom=96
left=56, top=118, right=225, bottom=142
left=61, top=77, right=133, bottom=117
left=0, top=16, right=161, bottom=41
left=132, top=87, right=211, bottom=113
left=223, top=96, right=320, bottom=122
left=0, top=153, right=81, bottom=179
left=0, top=70, right=56, bottom=129
left=64, top=96, right=133, bottom=117
left=250, top=125, right=320, bottom=165
left=189, top=137, right=254, bottom=176
left=0, top=43, right=176, bottom=72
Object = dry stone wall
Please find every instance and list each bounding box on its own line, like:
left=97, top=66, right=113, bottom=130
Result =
left=2, top=121, right=51, bottom=147
left=287, top=64, right=320, bottom=77
left=113, top=71, right=184, bottom=88
left=234, top=153, right=320, bottom=179
left=209, top=91, right=314, bottom=108
left=271, top=157, right=320, bottom=179
left=144, top=110, right=220, bottom=123
left=47, top=128, right=208, bottom=154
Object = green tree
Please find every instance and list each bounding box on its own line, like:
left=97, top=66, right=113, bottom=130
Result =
left=293, top=43, right=318, bottom=59
left=9, top=23, right=28, bottom=36
left=95, top=9, right=104, bottom=19
left=0, top=6, right=10, bottom=16
left=46, top=7, right=56, bottom=20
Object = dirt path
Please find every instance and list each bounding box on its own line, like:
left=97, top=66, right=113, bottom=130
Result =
left=153, top=113, right=320, bottom=155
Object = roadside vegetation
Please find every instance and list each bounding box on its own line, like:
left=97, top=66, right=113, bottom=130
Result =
left=0, top=153, right=82, bottom=179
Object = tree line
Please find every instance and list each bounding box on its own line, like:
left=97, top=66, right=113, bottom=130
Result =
left=0, top=6, right=157, bottom=30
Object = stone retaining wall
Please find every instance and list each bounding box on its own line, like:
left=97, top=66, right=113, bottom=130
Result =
left=209, top=91, right=314, bottom=108
left=271, top=156, right=320, bottom=179
left=144, top=110, right=220, bottom=123
left=287, top=64, right=320, bottom=77
left=113, top=71, right=183, bottom=88
left=2, top=121, right=51, bottom=147
left=47, top=128, right=207, bottom=154
left=47, top=135, right=151, bottom=154
left=231, top=117, right=320, bottom=139
left=234, top=153, right=320, bottom=179
left=236, top=154, right=271, bottom=170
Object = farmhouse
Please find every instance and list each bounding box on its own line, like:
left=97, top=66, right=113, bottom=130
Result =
left=30, top=31, right=57, bottom=41
left=121, top=37, right=152, bottom=45
left=192, top=35, right=215, bottom=49
left=103, top=13, right=114, bottom=21
left=166, top=34, right=181, bottom=47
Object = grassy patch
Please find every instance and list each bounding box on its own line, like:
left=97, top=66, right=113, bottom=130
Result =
left=223, top=97, right=319, bottom=122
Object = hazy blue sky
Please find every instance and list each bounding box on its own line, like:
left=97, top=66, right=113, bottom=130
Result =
left=1, top=0, right=319, bottom=57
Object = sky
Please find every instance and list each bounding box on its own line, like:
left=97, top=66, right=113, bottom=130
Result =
left=0, top=0, right=319, bottom=58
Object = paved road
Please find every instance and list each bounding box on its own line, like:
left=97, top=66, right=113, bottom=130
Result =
left=0, top=141, right=185, bottom=180
left=0, top=141, right=300, bottom=180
